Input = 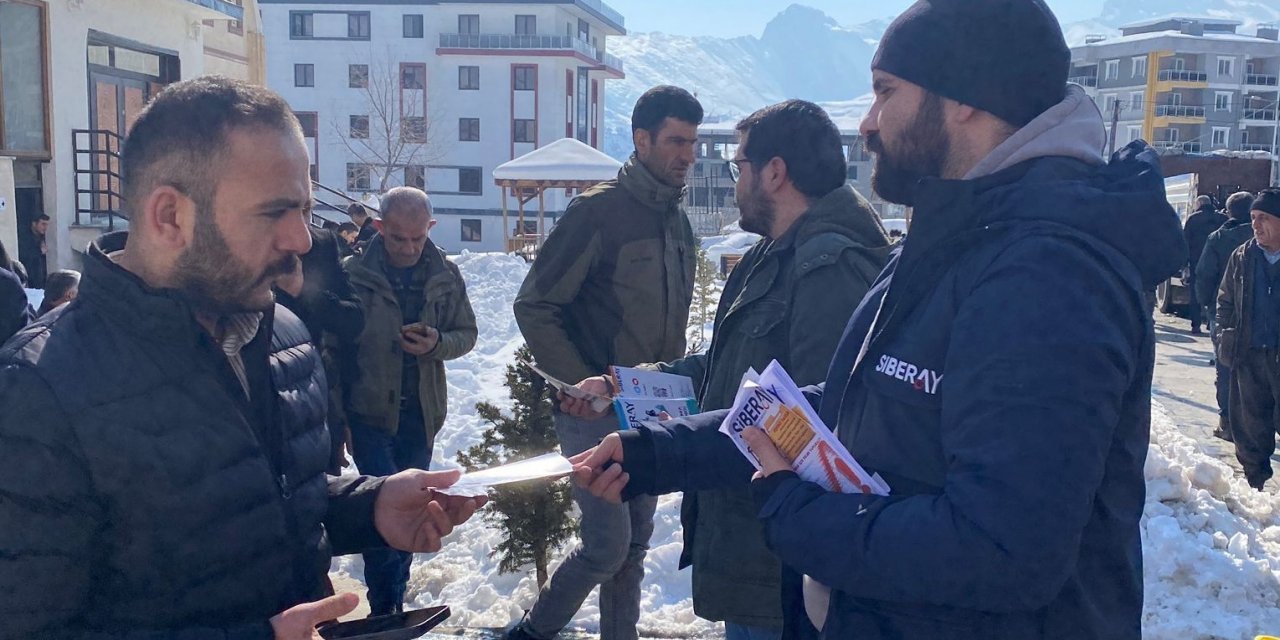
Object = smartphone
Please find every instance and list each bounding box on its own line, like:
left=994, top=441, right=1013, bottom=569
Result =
left=317, top=605, right=450, bottom=640
left=401, top=322, right=428, bottom=336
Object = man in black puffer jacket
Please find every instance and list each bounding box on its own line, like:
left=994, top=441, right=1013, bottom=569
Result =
left=0, top=76, right=480, bottom=639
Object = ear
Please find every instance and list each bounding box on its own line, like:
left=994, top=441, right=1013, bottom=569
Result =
left=633, top=129, right=650, bottom=155
left=140, top=185, right=197, bottom=251
left=948, top=100, right=981, bottom=125
left=427, top=218, right=438, bottom=231
left=762, top=157, right=789, bottom=194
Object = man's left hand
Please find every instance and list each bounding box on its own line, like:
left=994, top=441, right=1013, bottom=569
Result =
left=742, top=427, right=792, bottom=480
left=374, top=469, right=486, bottom=552
left=400, top=325, right=440, bottom=356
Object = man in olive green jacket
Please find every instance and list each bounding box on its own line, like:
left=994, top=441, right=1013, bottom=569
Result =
left=565, top=100, right=892, bottom=639
left=510, top=86, right=703, bottom=640
left=344, top=187, right=477, bottom=615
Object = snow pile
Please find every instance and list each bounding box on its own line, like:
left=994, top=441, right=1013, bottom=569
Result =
left=701, top=231, right=759, bottom=266
left=331, top=251, right=1280, bottom=638
left=1142, top=403, right=1280, bottom=637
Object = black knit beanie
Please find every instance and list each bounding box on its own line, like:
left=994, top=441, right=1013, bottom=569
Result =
left=872, top=0, right=1070, bottom=127
left=1253, top=189, right=1280, bottom=219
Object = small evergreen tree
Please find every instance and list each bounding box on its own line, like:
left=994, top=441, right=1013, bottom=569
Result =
left=687, top=247, right=720, bottom=355
left=456, top=346, right=576, bottom=588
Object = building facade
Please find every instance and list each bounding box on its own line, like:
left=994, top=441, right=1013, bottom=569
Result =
left=259, top=0, right=625, bottom=253
left=1070, top=16, right=1280, bottom=166
left=0, top=0, right=265, bottom=274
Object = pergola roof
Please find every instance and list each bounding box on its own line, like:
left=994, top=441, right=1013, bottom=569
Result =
left=493, top=137, right=621, bottom=188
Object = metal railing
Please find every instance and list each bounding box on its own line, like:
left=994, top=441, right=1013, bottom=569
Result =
left=1245, top=109, right=1277, bottom=121
left=1246, top=73, right=1279, bottom=86
left=438, top=33, right=624, bottom=72
left=1242, top=143, right=1276, bottom=152
left=1158, top=69, right=1208, bottom=82
left=1155, top=104, right=1206, bottom=117
left=182, top=0, right=244, bottom=20
left=72, top=129, right=126, bottom=231
left=1154, top=140, right=1202, bottom=153
left=576, top=0, right=625, bottom=28
left=1068, top=75, right=1098, bottom=87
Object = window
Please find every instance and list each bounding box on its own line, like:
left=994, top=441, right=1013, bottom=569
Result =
left=349, top=115, right=369, bottom=139
left=348, top=13, right=371, bottom=39
left=1105, top=60, right=1119, bottom=80
left=347, top=163, right=370, bottom=191
left=1103, top=94, right=1118, bottom=113
left=459, top=14, right=479, bottom=34
left=294, top=112, right=318, bottom=138
left=404, top=14, right=424, bottom=38
left=515, top=15, right=536, bottom=35
left=845, top=165, right=858, bottom=181
left=1173, top=58, right=1186, bottom=72
left=401, top=64, right=425, bottom=90
left=514, top=66, right=536, bottom=91
left=405, top=165, right=425, bottom=189
left=459, top=66, right=480, bottom=90
left=1218, top=57, right=1234, bottom=77
left=514, top=119, right=536, bottom=143
left=228, top=0, right=243, bottom=35
left=1212, top=127, right=1230, bottom=147
left=459, top=167, right=482, bottom=195
left=402, top=116, right=427, bottom=143
left=461, top=219, right=483, bottom=242
left=289, top=11, right=313, bottom=38
left=459, top=118, right=480, bottom=141
left=1132, top=56, right=1147, bottom=78
left=1216, top=92, right=1233, bottom=112
left=294, top=63, right=314, bottom=87
left=1130, top=92, right=1144, bottom=112
left=349, top=64, right=369, bottom=89
left=1127, top=125, right=1141, bottom=143
left=1166, top=128, right=1180, bottom=143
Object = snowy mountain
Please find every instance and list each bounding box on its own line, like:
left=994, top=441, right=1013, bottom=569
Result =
left=601, top=0, right=1279, bottom=159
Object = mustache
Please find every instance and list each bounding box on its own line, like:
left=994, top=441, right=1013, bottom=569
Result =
left=262, top=255, right=301, bottom=281
left=864, top=133, right=884, bottom=156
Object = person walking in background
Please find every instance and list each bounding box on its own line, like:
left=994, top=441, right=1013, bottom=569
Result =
left=1185, top=195, right=1227, bottom=335
left=35, top=270, right=81, bottom=317
left=18, top=213, right=49, bottom=290
left=344, top=186, right=477, bottom=615
left=350, top=201, right=378, bottom=245
left=1214, top=188, right=1280, bottom=491
left=509, top=85, right=704, bottom=640
left=1197, top=191, right=1255, bottom=440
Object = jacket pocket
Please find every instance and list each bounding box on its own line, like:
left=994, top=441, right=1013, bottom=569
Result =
left=1218, top=327, right=1237, bottom=368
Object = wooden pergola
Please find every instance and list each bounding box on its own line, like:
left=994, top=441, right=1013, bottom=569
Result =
left=493, top=138, right=622, bottom=257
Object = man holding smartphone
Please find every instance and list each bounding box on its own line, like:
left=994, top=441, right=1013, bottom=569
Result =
left=345, top=187, right=478, bottom=615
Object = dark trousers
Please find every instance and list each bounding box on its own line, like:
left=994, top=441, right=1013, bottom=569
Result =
left=349, top=401, right=432, bottom=614
left=1231, top=349, right=1280, bottom=488
left=1187, top=269, right=1203, bottom=329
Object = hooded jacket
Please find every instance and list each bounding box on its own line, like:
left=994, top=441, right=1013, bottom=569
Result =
left=514, top=155, right=697, bottom=383
left=1196, top=217, right=1254, bottom=317
left=619, top=86, right=1186, bottom=639
left=651, top=185, right=892, bottom=628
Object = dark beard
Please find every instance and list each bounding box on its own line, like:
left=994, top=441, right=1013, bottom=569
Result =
left=867, top=93, right=950, bottom=206
left=173, top=213, right=297, bottom=314
left=737, top=177, right=776, bottom=237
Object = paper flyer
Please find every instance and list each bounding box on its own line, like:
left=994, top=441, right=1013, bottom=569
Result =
left=608, top=366, right=697, bottom=400
left=435, top=453, right=575, bottom=498
left=613, top=396, right=699, bottom=430
left=524, top=360, right=612, bottom=413
left=718, top=360, right=890, bottom=496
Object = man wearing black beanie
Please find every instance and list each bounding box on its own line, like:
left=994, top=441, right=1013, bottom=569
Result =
left=1215, top=188, right=1280, bottom=490
left=566, top=1, right=1187, bottom=639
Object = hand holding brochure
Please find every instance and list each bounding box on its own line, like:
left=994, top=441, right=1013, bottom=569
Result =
left=524, top=360, right=612, bottom=413
left=718, top=361, right=890, bottom=496
left=435, top=453, right=574, bottom=498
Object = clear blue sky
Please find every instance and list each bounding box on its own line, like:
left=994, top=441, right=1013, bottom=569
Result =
left=605, top=0, right=1106, bottom=38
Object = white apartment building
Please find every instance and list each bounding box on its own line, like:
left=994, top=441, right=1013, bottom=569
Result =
left=0, top=0, right=264, bottom=273
left=259, top=0, right=626, bottom=253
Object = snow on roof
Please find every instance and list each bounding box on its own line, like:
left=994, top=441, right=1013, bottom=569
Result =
left=492, top=137, right=621, bottom=183
left=1120, top=14, right=1243, bottom=30
left=1077, top=29, right=1271, bottom=47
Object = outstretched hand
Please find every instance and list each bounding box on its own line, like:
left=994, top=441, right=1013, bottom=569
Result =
left=374, top=469, right=486, bottom=553
left=568, top=433, right=629, bottom=504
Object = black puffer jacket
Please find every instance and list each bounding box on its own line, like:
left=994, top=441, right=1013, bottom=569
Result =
left=0, top=232, right=385, bottom=639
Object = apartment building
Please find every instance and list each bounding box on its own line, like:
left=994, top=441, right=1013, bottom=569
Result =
left=685, top=122, right=905, bottom=236
left=260, top=0, right=626, bottom=253
left=0, top=0, right=262, bottom=272
left=1070, top=16, right=1280, bottom=161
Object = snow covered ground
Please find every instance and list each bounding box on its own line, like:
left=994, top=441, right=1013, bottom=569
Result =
left=331, top=250, right=1280, bottom=639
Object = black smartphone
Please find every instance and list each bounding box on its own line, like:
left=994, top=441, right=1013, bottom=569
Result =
left=317, top=605, right=450, bottom=640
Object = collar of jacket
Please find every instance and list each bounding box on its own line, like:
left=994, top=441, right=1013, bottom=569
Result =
left=349, top=234, right=444, bottom=290
left=618, top=154, right=687, bottom=213
left=81, top=231, right=220, bottom=350
left=1223, top=217, right=1252, bottom=230
left=768, top=185, right=891, bottom=254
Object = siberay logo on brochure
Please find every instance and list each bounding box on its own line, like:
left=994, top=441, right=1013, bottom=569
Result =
left=874, top=354, right=943, bottom=395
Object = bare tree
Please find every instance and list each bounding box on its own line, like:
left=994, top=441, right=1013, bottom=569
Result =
left=334, top=51, right=447, bottom=195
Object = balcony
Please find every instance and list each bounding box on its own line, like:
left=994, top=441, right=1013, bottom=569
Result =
left=438, top=33, right=624, bottom=74
left=1158, top=69, right=1208, bottom=82
left=1154, top=140, right=1202, bottom=153
left=576, top=0, right=625, bottom=30
left=1068, top=75, right=1098, bottom=87
left=181, top=0, right=244, bottom=20
left=1245, top=109, right=1277, bottom=121
left=1246, top=73, right=1279, bottom=87
left=1242, top=143, right=1276, bottom=152
left=1155, top=105, right=1206, bottom=117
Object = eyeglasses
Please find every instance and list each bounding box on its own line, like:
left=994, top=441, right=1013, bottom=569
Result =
left=726, top=159, right=752, bottom=183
